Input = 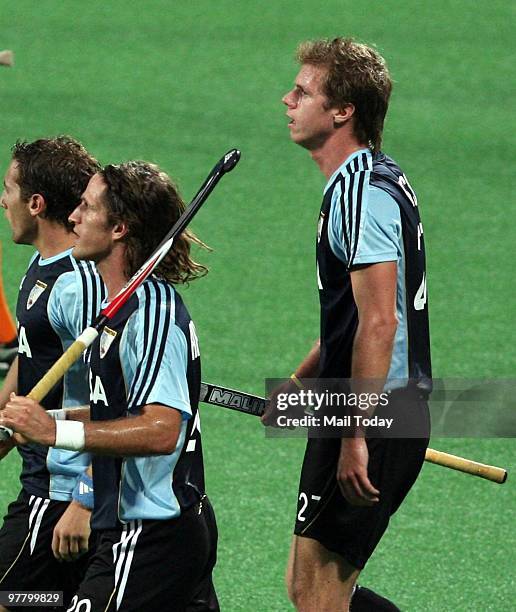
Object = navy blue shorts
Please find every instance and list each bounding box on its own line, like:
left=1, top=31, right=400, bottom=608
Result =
left=294, top=399, right=429, bottom=570
left=67, top=497, right=219, bottom=612
left=0, top=489, right=91, bottom=611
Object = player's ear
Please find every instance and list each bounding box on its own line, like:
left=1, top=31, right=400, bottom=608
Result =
left=333, top=103, right=355, bottom=127
left=112, top=222, right=128, bottom=241
left=28, top=193, right=46, bottom=217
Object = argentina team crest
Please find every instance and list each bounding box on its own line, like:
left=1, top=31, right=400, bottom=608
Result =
left=99, top=327, right=117, bottom=358
left=26, top=280, right=47, bottom=309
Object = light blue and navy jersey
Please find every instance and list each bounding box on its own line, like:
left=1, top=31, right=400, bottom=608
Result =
left=16, top=248, right=105, bottom=499
left=88, top=277, right=204, bottom=530
left=316, top=148, right=431, bottom=390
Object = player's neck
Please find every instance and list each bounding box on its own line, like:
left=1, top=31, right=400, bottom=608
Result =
left=96, top=248, right=129, bottom=300
left=33, top=221, right=75, bottom=259
left=310, top=133, right=369, bottom=180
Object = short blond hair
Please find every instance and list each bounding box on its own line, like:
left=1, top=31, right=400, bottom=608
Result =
left=297, top=38, right=392, bottom=151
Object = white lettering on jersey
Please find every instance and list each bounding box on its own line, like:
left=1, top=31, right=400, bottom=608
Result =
left=316, top=262, right=323, bottom=290
left=26, top=280, right=47, bottom=310
left=189, top=321, right=200, bottom=360
left=89, top=372, right=109, bottom=405
left=414, top=273, right=427, bottom=311
left=317, top=212, right=325, bottom=243
left=186, top=411, right=201, bottom=453
left=398, top=174, right=418, bottom=208
left=417, top=223, right=424, bottom=251
left=18, top=326, right=32, bottom=358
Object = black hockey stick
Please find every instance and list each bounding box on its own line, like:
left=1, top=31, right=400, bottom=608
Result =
left=200, top=381, right=507, bottom=483
left=200, top=381, right=266, bottom=417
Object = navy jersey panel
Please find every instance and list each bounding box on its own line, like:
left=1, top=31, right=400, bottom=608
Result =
left=316, top=149, right=431, bottom=388
left=89, top=278, right=205, bottom=530
left=369, top=153, right=432, bottom=388
left=15, top=250, right=104, bottom=498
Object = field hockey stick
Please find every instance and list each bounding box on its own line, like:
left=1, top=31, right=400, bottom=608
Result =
left=199, top=382, right=508, bottom=484
left=0, top=150, right=241, bottom=441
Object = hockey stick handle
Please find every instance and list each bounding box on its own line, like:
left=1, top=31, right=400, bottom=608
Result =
left=0, top=150, right=241, bottom=442
left=0, top=327, right=100, bottom=442
left=424, top=448, right=507, bottom=484
left=199, top=382, right=508, bottom=484
left=27, top=328, right=99, bottom=403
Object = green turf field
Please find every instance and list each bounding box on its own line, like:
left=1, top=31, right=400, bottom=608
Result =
left=1, top=1, right=515, bottom=609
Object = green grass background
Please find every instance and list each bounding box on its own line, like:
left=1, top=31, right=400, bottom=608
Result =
left=1, top=1, right=515, bottom=609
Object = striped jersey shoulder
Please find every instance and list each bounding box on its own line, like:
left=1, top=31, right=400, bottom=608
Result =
left=330, top=150, right=374, bottom=268
left=69, top=257, right=106, bottom=329
left=134, top=277, right=177, bottom=319
left=126, top=278, right=178, bottom=409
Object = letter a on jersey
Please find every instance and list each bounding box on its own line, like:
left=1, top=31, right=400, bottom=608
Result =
left=27, top=280, right=47, bottom=310
left=18, top=325, right=32, bottom=358
left=90, top=375, right=109, bottom=405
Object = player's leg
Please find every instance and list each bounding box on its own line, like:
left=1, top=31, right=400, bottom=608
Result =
left=286, top=534, right=360, bottom=611
left=186, top=496, right=220, bottom=611
left=0, top=491, right=89, bottom=611
left=285, top=536, right=401, bottom=612
left=290, top=426, right=428, bottom=611
left=70, top=499, right=217, bottom=612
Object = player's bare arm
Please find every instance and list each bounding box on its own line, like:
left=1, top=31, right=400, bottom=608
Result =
left=61, top=406, right=91, bottom=422
left=1, top=395, right=182, bottom=456
left=52, top=463, right=93, bottom=562
left=261, top=339, right=321, bottom=425
left=52, top=500, right=91, bottom=562
left=337, top=261, right=397, bottom=507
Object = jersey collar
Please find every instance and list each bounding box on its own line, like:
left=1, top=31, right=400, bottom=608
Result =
left=323, top=148, right=372, bottom=194
left=37, top=247, right=74, bottom=266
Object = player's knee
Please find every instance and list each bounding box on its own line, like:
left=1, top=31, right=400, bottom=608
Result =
left=285, top=570, right=311, bottom=610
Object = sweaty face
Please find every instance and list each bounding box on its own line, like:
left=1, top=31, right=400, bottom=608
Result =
left=1, top=161, right=37, bottom=244
left=68, top=174, right=115, bottom=263
left=282, top=64, right=338, bottom=150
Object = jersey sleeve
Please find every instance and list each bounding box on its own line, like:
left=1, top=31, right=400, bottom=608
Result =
left=48, top=261, right=105, bottom=338
left=47, top=272, right=80, bottom=337
left=123, top=284, right=192, bottom=419
left=329, top=181, right=402, bottom=268
left=47, top=261, right=104, bottom=408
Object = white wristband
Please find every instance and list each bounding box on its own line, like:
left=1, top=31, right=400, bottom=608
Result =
left=47, top=409, right=67, bottom=421
left=54, top=420, right=85, bottom=451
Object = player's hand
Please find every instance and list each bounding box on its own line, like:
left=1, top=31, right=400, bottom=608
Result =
left=52, top=500, right=91, bottom=562
left=337, top=437, right=380, bottom=506
left=0, top=393, right=56, bottom=446
left=261, top=379, right=298, bottom=428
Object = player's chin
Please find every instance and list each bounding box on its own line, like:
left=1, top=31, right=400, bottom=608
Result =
left=12, top=230, right=27, bottom=245
left=71, top=245, right=87, bottom=261
left=290, top=132, right=313, bottom=150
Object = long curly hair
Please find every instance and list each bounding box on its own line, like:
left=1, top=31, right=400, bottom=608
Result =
left=100, top=161, right=208, bottom=284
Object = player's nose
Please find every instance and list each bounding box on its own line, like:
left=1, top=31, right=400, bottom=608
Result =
left=282, top=90, right=295, bottom=107
left=68, top=205, right=80, bottom=225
